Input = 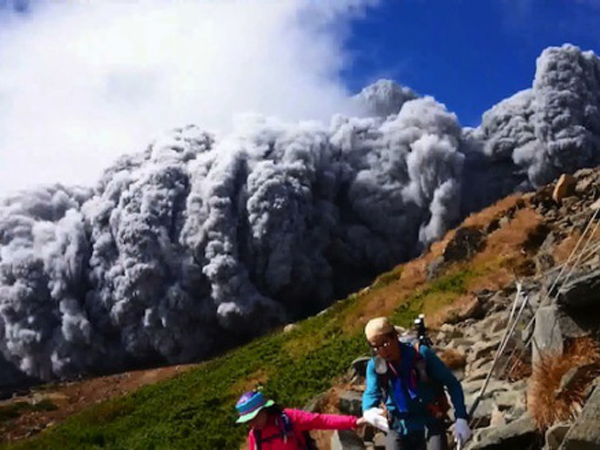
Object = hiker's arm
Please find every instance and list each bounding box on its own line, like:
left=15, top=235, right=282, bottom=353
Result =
left=422, top=346, right=468, bottom=419
left=284, top=408, right=357, bottom=431
left=362, top=358, right=383, bottom=412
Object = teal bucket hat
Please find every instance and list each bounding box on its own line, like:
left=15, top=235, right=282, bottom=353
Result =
left=235, top=391, right=274, bottom=424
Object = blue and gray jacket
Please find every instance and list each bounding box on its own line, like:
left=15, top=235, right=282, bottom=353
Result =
left=362, top=341, right=468, bottom=435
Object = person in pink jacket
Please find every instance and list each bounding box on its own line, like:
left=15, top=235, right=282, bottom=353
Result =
left=235, top=390, right=367, bottom=449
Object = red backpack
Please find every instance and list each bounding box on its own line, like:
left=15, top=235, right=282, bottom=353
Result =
left=253, top=412, right=318, bottom=450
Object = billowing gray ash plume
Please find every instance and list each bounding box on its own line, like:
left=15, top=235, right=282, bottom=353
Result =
left=2, top=44, right=600, bottom=385
left=0, top=100, right=464, bottom=383
left=464, top=44, right=600, bottom=211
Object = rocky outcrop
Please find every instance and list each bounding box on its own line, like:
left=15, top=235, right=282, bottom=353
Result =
left=558, top=385, right=600, bottom=449
left=468, top=413, right=540, bottom=450
left=552, top=174, right=577, bottom=204
left=557, top=269, right=600, bottom=308
left=443, top=227, right=487, bottom=263
left=323, top=162, right=600, bottom=450
left=532, top=306, right=589, bottom=365
left=338, top=390, right=363, bottom=418
left=345, top=166, right=600, bottom=449
left=331, top=429, right=366, bottom=450
left=337, top=228, right=600, bottom=450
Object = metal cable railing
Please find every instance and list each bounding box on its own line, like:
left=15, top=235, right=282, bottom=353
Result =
left=467, top=198, right=600, bottom=427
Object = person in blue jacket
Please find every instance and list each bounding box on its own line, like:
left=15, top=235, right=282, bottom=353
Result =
left=362, top=317, right=471, bottom=450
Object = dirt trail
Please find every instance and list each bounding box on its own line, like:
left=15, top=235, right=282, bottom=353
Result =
left=0, top=364, right=197, bottom=442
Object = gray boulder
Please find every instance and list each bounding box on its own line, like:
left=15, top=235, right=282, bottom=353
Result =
left=338, top=390, right=363, bottom=417
left=557, top=269, right=600, bottom=308
left=532, top=305, right=588, bottom=364
left=349, top=356, right=371, bottom=380
left=467, top=413, right=540, bottom=450
left=560, top=386, right=600, bottom=449
left=331, top=429, right=367, bottom=450
left=545, top=422, right=571, bottom=450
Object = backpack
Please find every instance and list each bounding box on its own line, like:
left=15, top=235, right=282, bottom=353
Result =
left=253, top=411, right=318, bottom=450
left=377, top=336, right=451, bottom=421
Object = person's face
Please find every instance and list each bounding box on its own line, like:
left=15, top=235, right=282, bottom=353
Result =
left=248, top=409, right=268, bottom=430
left=368, top=332, right=400, bottom=362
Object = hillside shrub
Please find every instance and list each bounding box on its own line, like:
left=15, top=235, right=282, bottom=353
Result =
left=528, top=337, right=600, bottom=430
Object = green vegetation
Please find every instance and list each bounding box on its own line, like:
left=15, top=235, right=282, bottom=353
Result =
left=372, top=267, right=403, bottom=290
left=2, top=268, right=475, bottom=450
left=391, top=269, right=473, bottom=326
left=2, top=297, right=366, bottom=450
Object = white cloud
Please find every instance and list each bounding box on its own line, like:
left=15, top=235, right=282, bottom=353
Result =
left=0, top=0, right=374, bottom=195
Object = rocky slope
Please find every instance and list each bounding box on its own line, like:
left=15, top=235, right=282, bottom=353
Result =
left=329, top=167, right=600, bottom=450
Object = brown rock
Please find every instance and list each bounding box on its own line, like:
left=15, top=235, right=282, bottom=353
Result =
left=445, top=297, right=485, bottom=324
left=490, top=404, right=506, bottom=427
left=552, top=174, right=576, bottom=204
left=442, top=226, right=486, bottom=263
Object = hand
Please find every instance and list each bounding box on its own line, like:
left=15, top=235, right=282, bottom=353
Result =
left=362, top=407, right=389, bottom=433
left=356, top=417, right=367, bottom=428
left=454, top=418, right=472, bottom=444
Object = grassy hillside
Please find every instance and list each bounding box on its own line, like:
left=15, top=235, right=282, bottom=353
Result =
left=2, top=297, right=368, bottom=450
left=1, top=194, right=548, bottom=450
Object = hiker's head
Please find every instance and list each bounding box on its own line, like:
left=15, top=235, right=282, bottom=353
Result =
left=365, top=317, right=401, bottom=361
left=235, top=391, right=274, bottom=429
left=248, top=409, right=269, bottom=430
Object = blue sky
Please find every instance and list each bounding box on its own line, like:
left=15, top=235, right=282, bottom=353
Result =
left=343, top=0, right=600, bottom=126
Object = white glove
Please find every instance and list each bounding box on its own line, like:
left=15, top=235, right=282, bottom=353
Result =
left=363, top=407, right=389, bottom=433
left=454, top=418, right=472, bottom=445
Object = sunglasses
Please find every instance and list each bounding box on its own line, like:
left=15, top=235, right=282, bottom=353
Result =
left=369, top=334, right=395, bottom=352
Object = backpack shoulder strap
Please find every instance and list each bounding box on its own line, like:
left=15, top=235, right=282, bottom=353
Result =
left=279, top=411, right=293, bottom=432
left=279, top=411, right=318, bottom=450
left=253, top=429, right=262, bottom=450
left=410, top=341, right=429, bottom=382
left=412, top=340, right=421, bottom=354
left=280, top=411, right=309, bottom=448
left=412, top=344, right=451, bottom=419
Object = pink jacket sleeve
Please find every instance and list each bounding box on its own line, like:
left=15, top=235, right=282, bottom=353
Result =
left=284, top=408, right=357, bottom=432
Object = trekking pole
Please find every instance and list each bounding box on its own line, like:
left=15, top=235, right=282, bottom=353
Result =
left=414, top=314, right=433, bottom=347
